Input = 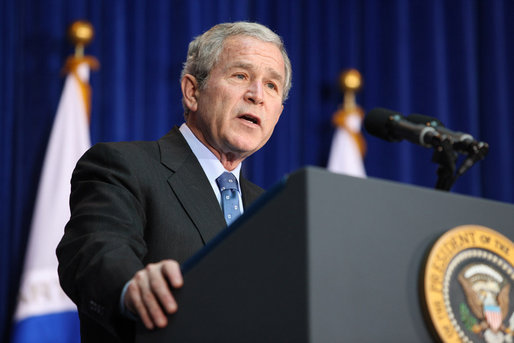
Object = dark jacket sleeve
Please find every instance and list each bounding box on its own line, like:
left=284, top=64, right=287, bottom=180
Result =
left=56, top=142, right=150, bottom=341
left=56, top=134, right=266, bottom=342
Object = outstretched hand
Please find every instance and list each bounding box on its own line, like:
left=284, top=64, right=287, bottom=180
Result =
left=124, top=259, right=183, bottom=329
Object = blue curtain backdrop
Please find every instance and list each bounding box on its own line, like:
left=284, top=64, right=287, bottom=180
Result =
left=1, top=0, right=513, bottom=340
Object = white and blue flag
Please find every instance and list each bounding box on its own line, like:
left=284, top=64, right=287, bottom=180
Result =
left=11, top=60, right=93, bottom=343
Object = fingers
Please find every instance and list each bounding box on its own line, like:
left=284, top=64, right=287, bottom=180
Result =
left=125, top=275, right=163, bottom=329
left=162, top=260, right=183, bottom=289
left=150, top=260, right=181, bottom=314
left=124, top=260, right=183, bottom=330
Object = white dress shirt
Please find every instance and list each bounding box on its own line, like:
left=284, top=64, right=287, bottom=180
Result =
left=179, top=123, right=244, bottom=213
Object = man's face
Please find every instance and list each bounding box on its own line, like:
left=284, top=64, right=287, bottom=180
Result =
left=186, top=35, right=285, bottom=163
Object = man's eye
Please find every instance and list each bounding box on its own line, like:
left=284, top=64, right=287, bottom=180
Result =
left=266, top=82, right=277, bottom=90
left=234, top=74, right=246, bottom=80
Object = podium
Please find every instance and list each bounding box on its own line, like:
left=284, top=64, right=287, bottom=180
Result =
left=136, top=167, right=514, bottom=342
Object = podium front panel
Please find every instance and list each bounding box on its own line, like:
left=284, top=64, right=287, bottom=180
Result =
left=137, top=167, right=514, bottom=342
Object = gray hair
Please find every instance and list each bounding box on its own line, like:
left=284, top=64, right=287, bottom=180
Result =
left=181, top=22, right=292, bottom=115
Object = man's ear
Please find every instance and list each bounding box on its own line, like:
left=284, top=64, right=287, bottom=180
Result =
left=181, top=74, right=199, bottom=112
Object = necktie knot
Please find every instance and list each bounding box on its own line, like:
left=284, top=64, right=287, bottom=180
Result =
left=216, top=172, right=241, bottom=226
left=216, top=172, right=239, bottom=192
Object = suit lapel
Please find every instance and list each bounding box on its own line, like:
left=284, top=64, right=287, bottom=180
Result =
left=159, top=128, right=226, bottom=244
left=240, top=177, right=264, bottom=208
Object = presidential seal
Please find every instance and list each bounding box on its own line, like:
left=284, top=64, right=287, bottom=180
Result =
left=424, top=225, right=514, bottom=343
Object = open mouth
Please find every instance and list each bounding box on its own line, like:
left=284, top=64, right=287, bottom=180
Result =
left=238, top=114, right=260, bottom=125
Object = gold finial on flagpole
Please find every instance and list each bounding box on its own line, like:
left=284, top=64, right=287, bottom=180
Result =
left=340, top=69, right=362, bottom=92
left=339, top=69, right=362, bottom=110
left=68, top=20, right=94, bottom=58
left=64, top=20, right=98, bottom=122
left=332, top=68, right=366, bottom=157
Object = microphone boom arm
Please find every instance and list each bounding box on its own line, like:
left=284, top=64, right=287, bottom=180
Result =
left=365, top=108, right=490, bottom=192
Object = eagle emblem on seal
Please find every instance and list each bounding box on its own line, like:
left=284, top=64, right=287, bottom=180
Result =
left=459, top=263, right=514, bottom=342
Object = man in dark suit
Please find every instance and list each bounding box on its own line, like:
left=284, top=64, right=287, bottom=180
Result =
left=56, top=21, right=292, bottom=342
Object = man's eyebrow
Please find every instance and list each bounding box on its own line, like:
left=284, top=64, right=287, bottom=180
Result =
left=225, top=62, right=253, bottom=71
left=226, top=62, right=284, bottom=85
left=266, top=68, right=285, bottom=85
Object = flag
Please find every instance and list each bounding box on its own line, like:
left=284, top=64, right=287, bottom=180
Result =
left=11, top=57, right=97, bottom=343
left=327, top=106, right=367, bottom=178
left=327, top=70, right=366, bottom=177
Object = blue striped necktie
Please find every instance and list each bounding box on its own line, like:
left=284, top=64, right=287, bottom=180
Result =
left=216, top=172, right=241, bottom=226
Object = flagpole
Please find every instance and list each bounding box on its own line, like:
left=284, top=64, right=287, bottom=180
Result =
left=68, top=20, right=94, bottom=58
left=340, top=69, right=362, bottom=108
left=327, top=69, right=367, bottom=177
left=334, top=69, right=366, bottom=158
left=63, top=21, right=99, bottom=122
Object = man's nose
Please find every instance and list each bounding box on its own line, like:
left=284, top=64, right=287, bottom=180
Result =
left=244, top=81, right=264, bottom=105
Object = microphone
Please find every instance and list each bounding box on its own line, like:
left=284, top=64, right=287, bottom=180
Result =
left=364, top=108, right=443, bottom=148
left=406, top=113, right=488, bottom=156
left=365, top=108, right=489, bottom=190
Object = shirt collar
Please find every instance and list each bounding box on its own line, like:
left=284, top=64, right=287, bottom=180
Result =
left=179, top=123, right=242, bottom=184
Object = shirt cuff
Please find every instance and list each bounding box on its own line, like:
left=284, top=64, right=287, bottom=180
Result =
left=120, top=280, right=139, bottom=321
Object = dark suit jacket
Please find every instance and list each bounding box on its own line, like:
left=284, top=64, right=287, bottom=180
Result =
left=56, top=127, right=264, bottom=342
